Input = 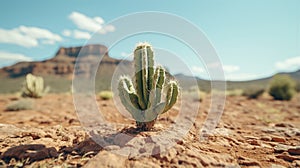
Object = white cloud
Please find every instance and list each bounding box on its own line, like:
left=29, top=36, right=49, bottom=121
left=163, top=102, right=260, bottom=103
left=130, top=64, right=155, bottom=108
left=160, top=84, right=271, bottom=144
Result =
left=0, top=51, right=32, bottom=61
left=121, top=52, right=131, bottom=57
left=275, top=56, right=300, bottom=70
left=42, top=39, right=56, bottom=45
left=62, top=29, right=72, bottom=37
left=0, top=29, right=37, bottom=47
left=0, top=26, right=62, bottom=47
left=68, top=11, right=115, bottom=34
left=73, top=30, right=91, bottom=39
left=192, top=66, right=205, bottom=74
left=121, top=52, right=133, bottom=59
left=62, top=29, right=91, bottom=39
left=223, top=65, right=240, bottom=73
left=94, top=17, right=104, bottom=25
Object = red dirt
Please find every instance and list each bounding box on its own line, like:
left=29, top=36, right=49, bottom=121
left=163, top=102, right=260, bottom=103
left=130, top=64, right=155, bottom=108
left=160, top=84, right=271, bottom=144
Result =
left=0, top=93, right=299, bottom=167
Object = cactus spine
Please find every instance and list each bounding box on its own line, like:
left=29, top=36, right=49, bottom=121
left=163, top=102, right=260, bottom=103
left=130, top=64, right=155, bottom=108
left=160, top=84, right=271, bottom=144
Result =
left=22, top=73, right=48, bottom=98
left=118, top=42, right=179, bottom=131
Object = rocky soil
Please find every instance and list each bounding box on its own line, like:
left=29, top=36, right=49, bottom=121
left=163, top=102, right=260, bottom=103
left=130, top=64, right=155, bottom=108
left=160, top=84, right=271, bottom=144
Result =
left=0, top=93, right=299, bottom=167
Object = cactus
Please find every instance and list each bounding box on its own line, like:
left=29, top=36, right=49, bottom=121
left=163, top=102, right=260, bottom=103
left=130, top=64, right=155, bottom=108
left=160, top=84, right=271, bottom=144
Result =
left=118, top=42, right=179, bottom=131
left=22, top=73, right=49, bottom=98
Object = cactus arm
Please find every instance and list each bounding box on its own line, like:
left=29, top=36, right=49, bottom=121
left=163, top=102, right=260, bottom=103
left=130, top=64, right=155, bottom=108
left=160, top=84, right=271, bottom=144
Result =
left=36, top=77, right=44, bottom=97
left=118, top=77, right=143, bottom=121
left=163, top=81, right=179, bottom=113
left=154, top=66, right=165, bottom=105
left=134, top=48, right=147, bottom=110
left=147, top=45, right=155, bottom=91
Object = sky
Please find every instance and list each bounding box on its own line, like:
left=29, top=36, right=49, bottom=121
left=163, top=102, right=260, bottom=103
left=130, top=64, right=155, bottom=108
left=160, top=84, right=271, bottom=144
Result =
left=0, top=0, right=299, bottom=81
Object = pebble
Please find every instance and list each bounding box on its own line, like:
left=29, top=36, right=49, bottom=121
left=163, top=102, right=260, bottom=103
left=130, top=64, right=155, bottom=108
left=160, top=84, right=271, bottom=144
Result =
left=276, top=152, right=300, bottom=162
left=287, top=146, right=300, bottom=155
left=271, top=136, right=286, bottom=143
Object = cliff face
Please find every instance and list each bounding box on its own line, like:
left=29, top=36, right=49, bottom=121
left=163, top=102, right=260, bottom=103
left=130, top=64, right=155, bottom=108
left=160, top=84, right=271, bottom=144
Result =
left=1, top=44, right=129, bottom=78
left=55, top=44, right=108, bottom=57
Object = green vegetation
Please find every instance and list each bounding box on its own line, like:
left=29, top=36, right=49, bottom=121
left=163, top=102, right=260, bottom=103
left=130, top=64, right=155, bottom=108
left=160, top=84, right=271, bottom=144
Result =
left=268, top=74, right=296, bottom=101
left=226, top=89, right=243, bottom=97
left=98, top=90, right=113, bottom=100
left=118, top=43, right=179, bottom=131
left=242, top=88, right=265, bottom=99
left=21, top=74, right=49, bottom=98
left=295, top=82, right=300, bottom=93
left=5, top=99, right=34, bottom=111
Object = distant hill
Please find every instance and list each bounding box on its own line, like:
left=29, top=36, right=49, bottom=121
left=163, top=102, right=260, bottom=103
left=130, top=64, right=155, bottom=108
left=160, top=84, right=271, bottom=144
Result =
left=0, top=45, right=131, bottom=93
left=0, top=45, right=299, bottom=93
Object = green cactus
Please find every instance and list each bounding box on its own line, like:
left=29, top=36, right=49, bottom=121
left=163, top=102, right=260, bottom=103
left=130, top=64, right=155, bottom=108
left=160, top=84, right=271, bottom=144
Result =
left=22, top=73, right=49, bottom=98
left=118, top=42, right=179, bottom=131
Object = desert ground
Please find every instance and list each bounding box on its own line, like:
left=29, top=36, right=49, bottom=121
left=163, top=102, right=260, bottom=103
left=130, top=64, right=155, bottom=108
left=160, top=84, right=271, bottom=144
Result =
left=0, top=93, right=299, bottom=167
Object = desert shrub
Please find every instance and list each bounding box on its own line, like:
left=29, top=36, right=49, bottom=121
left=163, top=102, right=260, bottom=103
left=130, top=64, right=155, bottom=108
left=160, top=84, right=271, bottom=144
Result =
left=226, top=89, right=243, bottom=97
left=268, top=74, right=296, bottom=101
left=199, top=91, right=206, bottom=102
left=242, top=88, right=265, bottom=99
left=295, top=82, right=300, bottom=93
left=6, top=99, right=34, bottom=111
left=22, top=74, right=49, bottom=98
left=99, top=91, right=113, bottom=100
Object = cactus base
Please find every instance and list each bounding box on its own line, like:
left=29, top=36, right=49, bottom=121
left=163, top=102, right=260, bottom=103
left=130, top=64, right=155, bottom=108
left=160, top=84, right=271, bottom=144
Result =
left=136, top=119, right=156, bottom=131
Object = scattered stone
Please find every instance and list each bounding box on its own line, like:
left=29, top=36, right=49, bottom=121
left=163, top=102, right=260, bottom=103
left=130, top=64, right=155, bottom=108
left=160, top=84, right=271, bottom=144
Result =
left=131, top=161, right=160, bottom=168
left=103, top=145, right=121, bottom=151
left=271, top=164, right=287, bottom=168
left=261, top=136, right=272, bottom=141
left=276, top=152, right=300, bottom=162
left=246, top=139, right=260, bottom=146
left=1, top=144, right=58, bottom=162
left=274, top=144, right=290, bottom=153
left=293, top=160, right=300, bottom=167
left=198, top=155, right=210, bottom=167
left=74, top=138, right=102, bottom=155
left=113, top=134, right=133, bottom=147
left=287, top=146, right=300, bottom=155
left=275, top=123, right=294, bottom=128
left=238, top=156, right=261, bottom=167
left=83, top=151, right=126, bottom=168
left=271, top=136, right=286, bottom=143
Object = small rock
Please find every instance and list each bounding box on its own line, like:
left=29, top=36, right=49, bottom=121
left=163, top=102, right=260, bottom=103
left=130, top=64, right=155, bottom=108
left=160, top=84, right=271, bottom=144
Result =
left=1, top=144, right=57, bottom=162
left=74, top=138, right=102, bottom=155
left=238, top=156, right=261, bottom=167
left=113, top=134, right=133, bottom=147
left=293, top=160, right=300, bottom=167
left=131, top=161, right=160, bottom=168
left=261, top=136, right=272, bottom=141
left=198, top=155, right=210, bottom=167
left=287, top=146, right=300, bottom=155
left=274, top=144, right=290, bottom=153
left=103, top=145, right=121, bottom=151
left=246, top=139, right=260, bottom=146
left=275, top=123, right=294, bottom=128
left=83, top=151, right=126, bottom=168
left=271, top=164, right=287, bottom=168
left=276, top=152, right=300, bottom=162
left=272, top=136, right=286, bottom=143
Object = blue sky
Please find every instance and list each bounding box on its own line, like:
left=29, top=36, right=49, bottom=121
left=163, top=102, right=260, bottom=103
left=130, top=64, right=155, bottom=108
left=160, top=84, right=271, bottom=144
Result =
left=0, top=0, right=300, bottom=81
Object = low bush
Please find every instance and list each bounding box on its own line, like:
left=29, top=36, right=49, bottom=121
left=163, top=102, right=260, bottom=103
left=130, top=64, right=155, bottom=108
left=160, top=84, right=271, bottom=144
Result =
left=295, top=82, right=300, bottom=93
left=226, top=89, right=243, bottom=97
left=242, top=88, right=265, bottom=99
left=99, top=91, right=113, bottom=100
left=268, top=74, right=296, bottom=101
left=6, top=99, right=34, bottom=111
left=22, top=74, right=49, bottom=98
